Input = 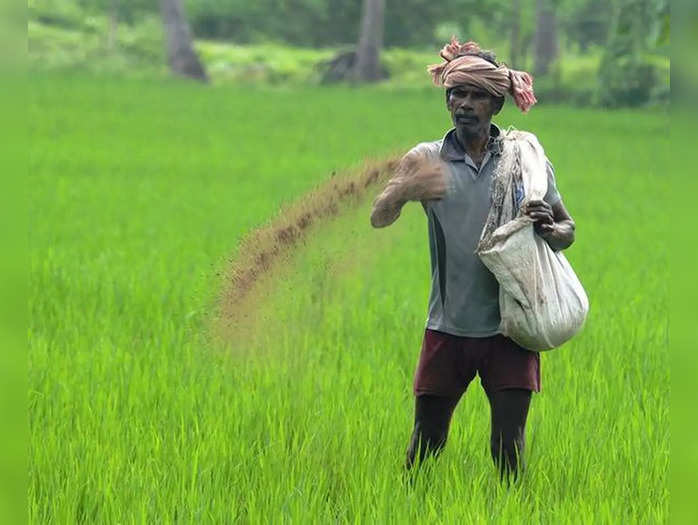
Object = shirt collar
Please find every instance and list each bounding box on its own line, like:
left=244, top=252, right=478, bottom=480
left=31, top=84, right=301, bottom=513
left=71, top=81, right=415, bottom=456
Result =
left=439, top=123, right=503, bottom=162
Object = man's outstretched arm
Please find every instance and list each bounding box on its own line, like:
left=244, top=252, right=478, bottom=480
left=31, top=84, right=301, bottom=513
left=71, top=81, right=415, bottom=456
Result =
left=370, top=153, right=448, bottom=228
left=370, top=180, right=408, bottom=228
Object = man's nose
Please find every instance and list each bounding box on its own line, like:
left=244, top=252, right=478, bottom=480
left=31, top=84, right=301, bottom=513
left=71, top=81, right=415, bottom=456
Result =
left=459, top=94, right=474, bottom=109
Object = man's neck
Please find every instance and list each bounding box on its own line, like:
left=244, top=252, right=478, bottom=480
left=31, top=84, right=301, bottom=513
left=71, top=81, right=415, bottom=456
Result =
left=455, top=123, right=491, bottom=165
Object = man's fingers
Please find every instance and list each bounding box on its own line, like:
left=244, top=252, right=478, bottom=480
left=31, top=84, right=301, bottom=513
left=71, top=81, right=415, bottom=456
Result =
left=525, top=206, right=552, bottom=216
left=528, top=213, right=553, bottom=224
left=528, top=212, right=554, bottom=223
left=424, top=190, right=447, bottom=200
left=525, top=202, right=552, bottom=214
left=528, top=210, right=553, bottom=218
left=525, top=203, right=552, bottom=213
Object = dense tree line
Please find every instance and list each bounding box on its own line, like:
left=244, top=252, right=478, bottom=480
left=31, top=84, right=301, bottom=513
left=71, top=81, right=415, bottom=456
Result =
left=34, top=0, right=667, bottom=57
left=35, top=0, right=623, bottom=51
left=31, top=0, right=669, bottom=103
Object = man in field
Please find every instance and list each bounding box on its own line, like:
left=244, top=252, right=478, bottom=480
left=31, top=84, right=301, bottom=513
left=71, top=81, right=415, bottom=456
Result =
left=370, top=39, right=576, bottom=479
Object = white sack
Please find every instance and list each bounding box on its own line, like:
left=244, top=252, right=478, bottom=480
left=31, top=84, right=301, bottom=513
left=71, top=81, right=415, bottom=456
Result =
left=476, top=131, right=589, bottom=351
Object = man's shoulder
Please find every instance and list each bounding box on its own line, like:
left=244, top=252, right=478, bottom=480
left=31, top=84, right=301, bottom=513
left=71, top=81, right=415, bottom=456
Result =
left=501, top=128, right=547, bottom=158
left=404, top=138, right=444, bottom=160
left=501, top=128, right=540, bottom=144
left=502, top=128, right=548, bottom=148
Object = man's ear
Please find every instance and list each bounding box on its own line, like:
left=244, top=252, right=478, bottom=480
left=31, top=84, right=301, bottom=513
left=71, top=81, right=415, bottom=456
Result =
left=492, top=96, right=505, bottom=115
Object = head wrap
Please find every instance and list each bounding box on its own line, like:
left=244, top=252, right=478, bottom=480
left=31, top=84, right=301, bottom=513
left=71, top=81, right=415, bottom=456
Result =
left=428, top=38, right=537, bottom=113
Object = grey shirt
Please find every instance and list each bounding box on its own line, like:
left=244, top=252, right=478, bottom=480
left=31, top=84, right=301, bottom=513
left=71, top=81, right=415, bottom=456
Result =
left=416, top=124, right=562, bottom=337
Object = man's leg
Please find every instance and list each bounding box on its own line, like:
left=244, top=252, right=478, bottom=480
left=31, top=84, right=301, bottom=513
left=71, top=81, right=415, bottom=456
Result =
left=487, top=388, right=532, bottom=481
left=405, top=394, right=460, bottom=469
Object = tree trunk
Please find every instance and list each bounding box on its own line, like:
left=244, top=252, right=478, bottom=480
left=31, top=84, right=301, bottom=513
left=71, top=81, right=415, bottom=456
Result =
left=353, top=0, right=384, bottom=82
left=533, top=0, right=558, bottom=76
left=510, top=0, right=521, bottom=68
left=160, top=0, right=208, bottom=82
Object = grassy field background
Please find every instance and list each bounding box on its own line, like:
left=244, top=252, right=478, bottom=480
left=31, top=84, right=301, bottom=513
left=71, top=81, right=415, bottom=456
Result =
left=29, top=73, right=668, bottom=522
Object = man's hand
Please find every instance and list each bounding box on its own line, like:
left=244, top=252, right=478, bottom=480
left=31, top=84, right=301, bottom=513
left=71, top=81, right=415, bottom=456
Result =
left=370, top=153, right=448, bottom=228
left=522, top=199, right=575, bottom=251
left=523, top=199, right=554, bottom=235
left=396, top=155, right=448, bottom=202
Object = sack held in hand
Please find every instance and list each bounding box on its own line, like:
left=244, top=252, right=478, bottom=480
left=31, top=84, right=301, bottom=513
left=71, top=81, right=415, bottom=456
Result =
left=476, top=130, right=589, bottom=351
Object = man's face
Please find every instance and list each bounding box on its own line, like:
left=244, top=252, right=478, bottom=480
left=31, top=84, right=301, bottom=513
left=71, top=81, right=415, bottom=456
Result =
left=446, top=84, right=502, bottom=134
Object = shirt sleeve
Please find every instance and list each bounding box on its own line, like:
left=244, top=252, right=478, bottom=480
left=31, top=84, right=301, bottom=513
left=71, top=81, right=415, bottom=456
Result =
left=543, top=157, right=562, bottom=206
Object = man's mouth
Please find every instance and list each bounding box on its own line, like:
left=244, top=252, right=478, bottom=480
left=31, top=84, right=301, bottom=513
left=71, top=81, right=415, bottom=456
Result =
left=456, top=114, right=478, bottom=123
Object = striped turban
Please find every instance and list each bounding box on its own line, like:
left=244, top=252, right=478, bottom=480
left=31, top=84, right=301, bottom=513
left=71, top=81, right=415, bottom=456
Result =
left=428, top=38, right=538, bottom=113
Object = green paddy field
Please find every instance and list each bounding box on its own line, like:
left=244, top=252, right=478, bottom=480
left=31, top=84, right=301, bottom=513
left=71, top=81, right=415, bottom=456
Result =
left=29, top=73, right=668, bottom=523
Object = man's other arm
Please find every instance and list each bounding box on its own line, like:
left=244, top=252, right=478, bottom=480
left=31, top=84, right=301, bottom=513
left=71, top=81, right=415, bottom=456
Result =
left=543, top=200, right=575, bottom=251
left=524, top=199, right=576, bottom=251
left=522, top=155, right=575, bottom=251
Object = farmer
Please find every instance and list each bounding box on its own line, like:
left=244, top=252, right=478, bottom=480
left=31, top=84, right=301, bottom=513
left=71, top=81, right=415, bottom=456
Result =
left=370, top=39, right=576, bottom=480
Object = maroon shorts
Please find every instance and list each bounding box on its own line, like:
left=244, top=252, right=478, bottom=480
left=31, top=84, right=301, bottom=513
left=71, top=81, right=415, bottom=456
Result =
left=413, top=329, right=541, bottom=397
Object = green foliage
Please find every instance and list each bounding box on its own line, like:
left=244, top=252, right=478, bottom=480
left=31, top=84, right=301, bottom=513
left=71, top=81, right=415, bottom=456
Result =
left=564, top=0, right=614, bottom=52
left=597, top=0, right=668, bottom=107
left=185, top=0, right=360, bottom=46
left=29, top=17, right=165, bottom=74
left=30, top=0, right=157, bottom=28
left=196, top=41, right=335, bottom=84
left=30, top=73, right=668, bottom=522
left=598, top=53, right=659, bottom=107
left=29, top=0, right=88, bottom=30
left=30, top=0, right=670, bottom=56
left=31, top=20, right=670, bottom=106
left=28, top=21, right=438, bottom=86
left=184, top=0, right=511, bottom=48
left=28, top=0, right=671, bottom=107
left=534, top=52, right=599, bottom=106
